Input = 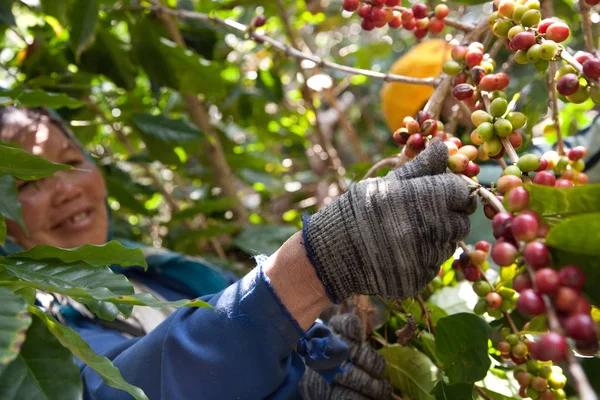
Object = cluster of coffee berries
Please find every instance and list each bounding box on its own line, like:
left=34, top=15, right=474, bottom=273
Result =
left=343, top=0, right=450, bottom=37
left=398, top=4, right=449, bottom=38
left=473, top=281, right=518, bottom=319
left=514, top=360, right=568, bottom=399
left=531, top=147, right=588, bottom=187
left=585, top=0, right=600, bottom=6
left=444, top=42, right=512, bottom=109
left=470, top=97, right=527, bottom=159
left=392, top=110, right=446, bottom=157
left=554, top=55, right=600, bottom=105
left=452, top=241, right=490, bottom=282
left=445, top=140, right=481, bottom=178
left=498, top=328, right=530, bottom=364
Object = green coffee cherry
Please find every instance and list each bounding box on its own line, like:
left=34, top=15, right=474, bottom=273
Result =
left=490, top=98, right=508, bottom=118
left=534, top=59, right=550, bottom=73
left=517, top=153, right=541, bottom=172
left=566, top=85, right=590, bottom=104
left=471, top=110, right=493, bottom=126
left=473, top=281, right=492, bottom=296
left=514, top=50, right=530, bottom=64
left=494, top=118, right=513, bottom=137
left=526, top=44, right=541, bottom=63
left=512, top=5, right=528, bottom=22
left=493, top=20, right=514, bottom=38
left=443, top=60, right=463, bottom=76
left=477, top=122, right=495, bottom=141
left=507, top=112, right=527, bottom=129
left=539, top=40, right=558, bottom=61
left=502, top=165, right=523, bottom=177
left=521, top=9, right=541, bottom=27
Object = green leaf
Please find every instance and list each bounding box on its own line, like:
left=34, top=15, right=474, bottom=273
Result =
left=0, top=143, right=73, bottom=180
left=69, top=0, right=98, bottom=61
left=132, top=113, right=203, bottom=144
left=0, top=175, right=24, bottom=231
left=546, top=213, right=600, bottom=257
left=379, top=344, right=438, bottom=400
left=79, top=29, right=137, bottom=90
left=29, top=307, right=146, bottom=400
left=6, top=88, right=84, bottom=109
left=0, top=316, right=82, bottom=399
left=521, top=184, right=600, bottom=222
left=233, top=225, right=298, bottom=256
left=41, top=0, right=68, bottom=25
left=0, top=287, right=31, bottom=366
left=435, top=313, right=491, bottom=384
left=0, top=0, right=14, bottom=26
left=11, top=241, right=148, bottom=269
left=433, top=381, right=474, bottom=400
left=130, top=18, right=224, bottom=97
left=0, top=258, right=212, bottom=320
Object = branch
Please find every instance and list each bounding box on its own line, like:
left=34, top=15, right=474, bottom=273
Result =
left=120, top=4, right=439, bottom=87
left=416, top=295, right=434, bottom=334
left=362, top=151, right=407, bottom=179
left=524, top=264, right=598, bottom=400
left=547, top=62, right=565, bottom=155
left=151, top=1, right=247, bottom=221
left=579, top=0, right=595, bottom=54
left=84, top=98, right=227, bottom=259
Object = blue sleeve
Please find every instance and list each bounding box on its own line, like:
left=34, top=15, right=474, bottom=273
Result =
left=73, top=265, right=347, bottom=400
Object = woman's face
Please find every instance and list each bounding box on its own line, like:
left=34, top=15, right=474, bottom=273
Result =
left=5, top=120, right=108, bottom=249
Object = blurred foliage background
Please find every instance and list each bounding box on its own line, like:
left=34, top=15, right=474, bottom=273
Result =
left=0, top=0, right=596, bottom=275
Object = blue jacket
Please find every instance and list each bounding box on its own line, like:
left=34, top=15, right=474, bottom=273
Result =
left=65, top=258, right=348, bottom=400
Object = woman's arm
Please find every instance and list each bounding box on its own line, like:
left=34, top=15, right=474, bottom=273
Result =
left=75, top=240, right=334, bottom=400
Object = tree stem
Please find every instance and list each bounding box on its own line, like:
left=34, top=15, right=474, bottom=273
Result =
left=548, top=62, right=566, bottom=155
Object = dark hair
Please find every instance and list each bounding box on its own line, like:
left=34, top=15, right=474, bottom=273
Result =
left=0, top=106, right=77, bottom=145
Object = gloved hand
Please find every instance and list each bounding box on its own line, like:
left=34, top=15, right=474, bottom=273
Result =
left=302, top=139, right=474, bottom=302
left=299, top=314, right=393, bottom=400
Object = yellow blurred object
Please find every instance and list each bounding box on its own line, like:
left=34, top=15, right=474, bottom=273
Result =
left=380, top=39, right=453, bottom=132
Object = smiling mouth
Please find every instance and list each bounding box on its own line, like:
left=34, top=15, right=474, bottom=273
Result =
left=54, top=209, right=93, bottom=230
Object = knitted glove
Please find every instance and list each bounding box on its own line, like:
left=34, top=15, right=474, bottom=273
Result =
left=303, top=140, right=474, bottom=302
left=299, top=314, right=393, bottom=400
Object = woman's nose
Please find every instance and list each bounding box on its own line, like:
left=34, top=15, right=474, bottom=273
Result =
left=50, top=174, right=83, bottom=206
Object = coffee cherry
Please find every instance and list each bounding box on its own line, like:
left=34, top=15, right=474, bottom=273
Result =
left=490, top=98, right=508, bottom=118
left=386, top=0, right=401, bottom=5
left=470, top=66, right=486, bottom=85
left=475, top=241, right=491, bottom=254
left=415, top=110, right=432, bottom=125
left=458, top=145, right=478, bottom=161
left=407, top=133, right=425, bottom=153
left=524, top=241, right=550, bottom=269
left=558, top=265, right=586, bottom=291
left=514, top=50, right=530, bottom=65
left=411, top=3, right=429, bottom=18
left=470, top=249, right=488, bottom=266
left=501, top=166, right=522, bottom=179
left=388, top=15, right=402, bottom=28
left=539, top=40, right=558, bottom=60
left=513, top=342, right=529, bottom=358
left=531, top=376, right=549, bottom=392
left=555, top=287, right=580, bottom=313
left=565, top=314, right=597, bottom=341
left=486, top=292, right=503, bottom=308
left=434, top=4, right=449, bottom=18
left=548, top=373, right=567, bottom=390
left=583, top=58, right=600, bottom=80
left=473, top=280, right=492, bottom=296
left=471, top=110, right=492, bottom=127
left=568, top=147, right=584, bottom=161
left=512, top=213, right=539, bottom=241
left=465, top=49, right=484, bottom=68
left=516, top=289, right=546, bottom=316
left=491, top=241, right=518, bottom=266
left=520, top=9, right=541, bottom=27
left=497, top=174, right=523, bottom=195
left=506, top=111, right=526, bottom=130
left=451, top=45, right=468, bottom=61
left=508, top=132, right=523, bottom=149
left=533, top=171, right=556, bottom=186
left=494, top=118, right=513, bottom=137
left=546, top=22, right=570, bottom=43
left=358, top=4, right=372, bottom=17
left=448, top=153, right=470, bottom=173
left=421, top=119, right=438, bottom=136
left=452, top=84, right=475, bottom=100
left=361, top=18, right=375, bottom=30
left=512, top=31, right=536, bottom=51
left=556, top=73, right=580, bottom=96
left=498, top=340, right=511, bottom=354
left=342, top=0, right=360, bottom=11
left=513, top=273, right=533, bottom=292
left=517, top=153, right=541, bottom=172
left=493, top=19, right=515, bottom=38
left=443, top=60, right=462, bottom=76
left=506, top=186, right=530, bottom=212
left=535, top=268, right=560, bottom=294
left=527, top=44, right=542, bottom=63
left=538, top=18, right=556, bottom=34
left=532, top=332, right=568, bottom=362
left=415, top=16, right=430, bottom=30
left=555, top=178, right=575, bottom=188
left=464, top=265, right=482, bottom=281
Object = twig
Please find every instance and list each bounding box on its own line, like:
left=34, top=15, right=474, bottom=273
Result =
left=84, top=98, right=227, bottom=259
left=459, top=174, right=506, bottom=213
left=394, top=6, right=475, bottom=32
left=273, top=0, right=346, bottom=189
left=416, top=295, right=434, bottom=334
left=524, top=264, right=598, bottom=400
left=579, top=0, right=595, bottom=54
left=362, top=153, right=406, bottom=179
left=547, top=62, right=565, bottom=155
left=120, top=4, right=439, bottom=87
left=474, top=386, right=493, bottom=400
left=151, top=1, right=247, bottom=221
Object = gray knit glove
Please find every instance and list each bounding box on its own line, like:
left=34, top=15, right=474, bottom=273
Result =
left=299, top=314, right=393, bottom=400
left=303, top=140, right=473, bottom=302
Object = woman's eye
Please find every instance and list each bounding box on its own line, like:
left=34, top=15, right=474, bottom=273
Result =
left=66, top=159, right=84, bottom=167
left=17, top=181, right=34, bottom=191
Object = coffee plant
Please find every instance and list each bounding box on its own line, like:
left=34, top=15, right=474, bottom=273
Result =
left=0, top=0, right=598, bottom=399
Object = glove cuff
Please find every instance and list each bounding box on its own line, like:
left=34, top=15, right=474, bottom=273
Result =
left=302, top=214, right=344, bottom=304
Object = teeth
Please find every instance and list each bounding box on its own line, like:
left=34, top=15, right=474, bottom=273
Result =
left=68, top=211, right=88, bottom=224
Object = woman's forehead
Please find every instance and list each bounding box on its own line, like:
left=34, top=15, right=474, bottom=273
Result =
left=5, top=121, right=74, bottom=156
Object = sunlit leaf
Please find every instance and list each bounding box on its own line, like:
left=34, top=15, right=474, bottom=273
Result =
left=0, top=144, right=73, bottom=181
left=69, top=0, right=98, bottom=61
left=0, top=287, right=31, bottom=366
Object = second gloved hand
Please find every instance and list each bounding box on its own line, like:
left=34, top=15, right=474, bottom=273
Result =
left=302, top=140, right=474, bottom=302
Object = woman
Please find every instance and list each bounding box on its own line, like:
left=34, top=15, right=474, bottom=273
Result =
left=0, top=106, right=473, bottom=399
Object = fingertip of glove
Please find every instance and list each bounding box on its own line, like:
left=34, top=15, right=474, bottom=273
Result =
left=329, top=314, right=364, bottom=343
left=416, top=138, right=449, bottom=175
